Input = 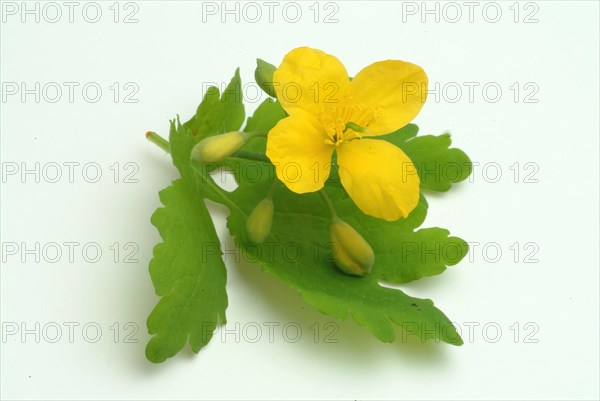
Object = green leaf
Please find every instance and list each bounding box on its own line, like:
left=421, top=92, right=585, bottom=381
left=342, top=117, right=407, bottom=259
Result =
left=380, top=130, right=472, bottom=192
left=170, top=71, right=246, bottom=180
left=244, top=98, right=286, bottom=134
left=198, top=157, right=464, bottom=346
left=146, top=71, right=246, bottom=363
left=182, top=68, right=245, bottom=143
left=238, top=98, right=287, bottom=155
left=323, top=185, right=467, bottom=284
left=145, top=178, right=228, bottom=363
left=371, top=226, right=468, bottom=283
left=379, top=123, right=420, bottom=143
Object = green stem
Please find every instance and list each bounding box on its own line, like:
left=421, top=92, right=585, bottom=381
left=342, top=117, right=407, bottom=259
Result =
left=146, top=131, right=170, bottom=153
left=146, top=130, right=270, bottom=165
left=229, top=150, right=271, bottom=163
left=266, top=178, right=278, bottom=200
left=319, top=190, right=338, bottom=220
left=243, top=131, right=268, bottom=139
left=146, top=129, right=268, bottom=218
left=191, top=162, right=248, bottom=218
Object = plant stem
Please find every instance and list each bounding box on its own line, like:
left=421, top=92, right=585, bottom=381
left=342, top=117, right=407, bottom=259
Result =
left=146, top=129, right=270, bottom=218
left=230, top=150, right=271, bottom=163
left=146, top=131, right=170, bottom=153
left=191, top=162, right=248, bottom=218
left=243, top=131, right=268, bottom=139
left=319, top=190, right=338, bottom=220
left=146, top=130, right=271, bottom=165
left=266, top=178, right=278, bottom=199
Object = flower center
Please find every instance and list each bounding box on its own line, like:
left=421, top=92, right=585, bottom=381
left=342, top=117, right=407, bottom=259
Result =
left=320, top=103, right=378, bottom=147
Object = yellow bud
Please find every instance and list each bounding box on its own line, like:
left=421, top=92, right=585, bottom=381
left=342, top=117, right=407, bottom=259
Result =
left=330, top=218, right=374, bottom=276
left=190, top=131, right=247, bottom=163
left=246, top=198, right=274, bottom=244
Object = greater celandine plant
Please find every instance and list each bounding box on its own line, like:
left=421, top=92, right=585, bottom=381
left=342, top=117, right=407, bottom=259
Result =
left=144, top=47, right=473, bottom=363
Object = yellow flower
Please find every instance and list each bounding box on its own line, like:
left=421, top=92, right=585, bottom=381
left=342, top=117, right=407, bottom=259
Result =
left=266, top=47, right=427, bottom=221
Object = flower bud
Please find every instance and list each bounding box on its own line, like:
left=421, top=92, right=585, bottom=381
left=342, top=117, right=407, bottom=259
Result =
left=255, top=58, right=278, bottom=98
left=330, top=218, right=374, bottom=276
left=246, top=198, right=274, bottom=244
left=190, top=131, right=247, bottom=163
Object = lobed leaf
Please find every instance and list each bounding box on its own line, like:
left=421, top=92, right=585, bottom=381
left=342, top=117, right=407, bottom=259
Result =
left=202, top=157, right=465, bottom=346
left=145, top=72, right=245, bottom=363
left=145, top=178, right=228, bottom=363
left=382, top=130, right=472, bottom=192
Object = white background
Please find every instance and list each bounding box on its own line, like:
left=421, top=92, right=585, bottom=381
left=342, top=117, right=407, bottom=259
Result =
left=1, top=1, right=599, bottom=400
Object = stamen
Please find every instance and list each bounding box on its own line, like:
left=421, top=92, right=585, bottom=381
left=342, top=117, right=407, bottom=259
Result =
left=319, top=102, right=378, bottom=146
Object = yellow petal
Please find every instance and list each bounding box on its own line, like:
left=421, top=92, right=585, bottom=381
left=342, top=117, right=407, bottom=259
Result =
left=350, top=60, right=428, bottom=135
left=274, top=47, right=351, bottom=116
left=337, top=139, right=420, bottom=221
left=266, top=112, right=333, bottom=193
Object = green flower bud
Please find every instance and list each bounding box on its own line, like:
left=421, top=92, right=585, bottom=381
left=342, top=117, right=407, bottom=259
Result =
left=330, top=218, right=374, bottom=276
left=246, top=198, right=274, bottom=244
left=190, top=131, right=247, bottom=163
left=255, top=58, right=278, bottom=98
